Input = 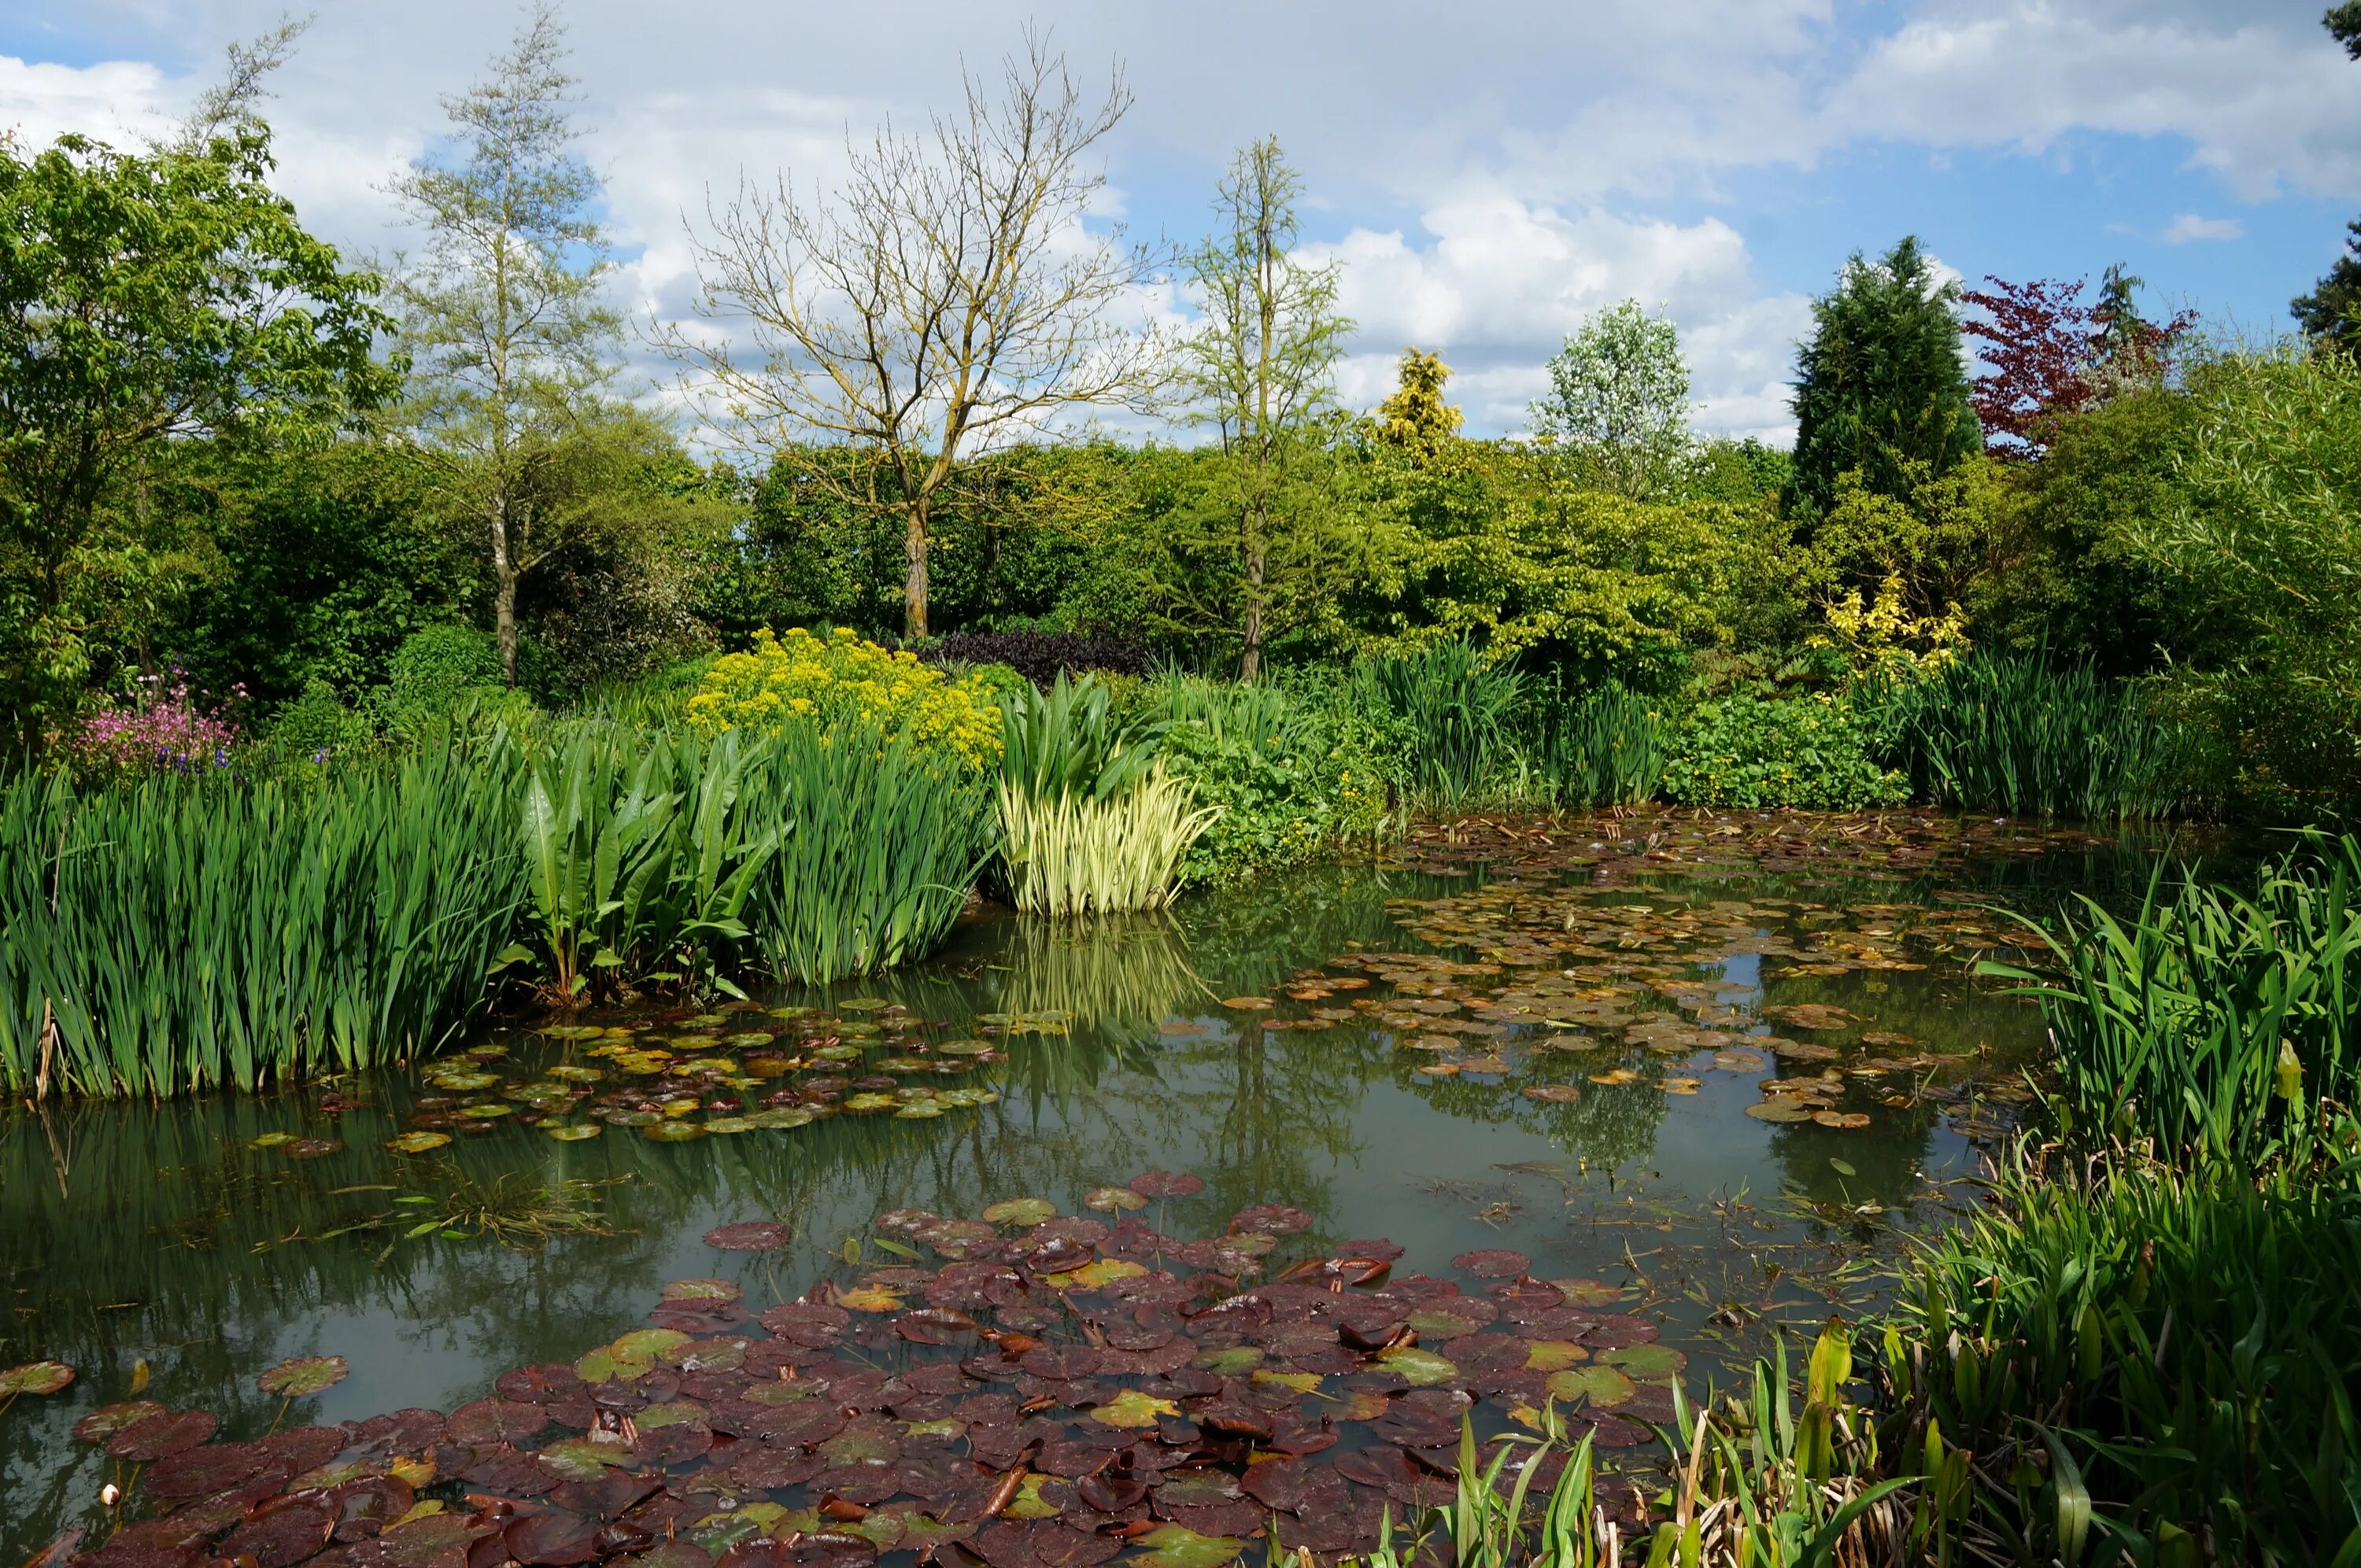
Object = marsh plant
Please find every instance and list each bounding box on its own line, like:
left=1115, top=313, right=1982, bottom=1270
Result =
left=1350, top=640, right=1525, bottom=806
left=996, top=674, right=1215, bottom=917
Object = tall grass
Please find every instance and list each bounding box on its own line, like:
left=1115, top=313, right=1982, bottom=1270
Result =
left=1520, top=681, right=1667, bottom=807
left=739, top=721, right=996, bottom=983
left=1987, top=833, right=2361, bottom=1172
left=1878, top=652, right=2197, bottom=819
left=0, top=747, right=527, bottom=1098
left=1894, top=1153, right=2361, bottom=1566
left=996, top=675, right=1214, bottom=917
left=1351, top=641, right=1524, bottom=806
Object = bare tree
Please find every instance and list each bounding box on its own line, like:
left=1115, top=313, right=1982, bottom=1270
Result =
left=660, top=35, right=1163, bottom=639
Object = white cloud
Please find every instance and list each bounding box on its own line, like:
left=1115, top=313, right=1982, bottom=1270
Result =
left=1310, top=200, right=1811, bottom=442
left=0, top=54, right=176, bottom=148
left=2163, top=212, right=2245, bottom=244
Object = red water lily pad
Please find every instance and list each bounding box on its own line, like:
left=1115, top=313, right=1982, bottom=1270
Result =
left=1128, top=1171, right=1203, bottom=1200
left=1228, top=1204, right=1310, bottom=1236
left=73, top=1400, right=167, bottom=1444
left=0, top=1360, right=73, bottom=1397
left=447, top=1398, right=552, bottom=1446
left=108, top=1409, right=216, bottom=1461
left=219, top=1506, right=334, bottom=1568
left=704, top=1220, right=790, bottom=1251
left=507, top=1510, right=604, bottom=1566
left=1451, top=1249, right=1530, bottom=1278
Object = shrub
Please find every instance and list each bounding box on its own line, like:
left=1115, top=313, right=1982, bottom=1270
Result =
left=268, top=678, right=373, bottom=758
left=1660, top=690, right=1906, bottom=810
left=54, top=674, right=246, bottom=780
left=1152, top=676, right=1390, bottom=884
left=924, top=630, right=1147, bottom=685
left=374, top=625, right=533, bottom=737
left=686, top=626, right=1000, bottom=770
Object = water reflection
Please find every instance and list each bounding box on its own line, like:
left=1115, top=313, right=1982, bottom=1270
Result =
left=1, top=845, right=2133, bottom=1557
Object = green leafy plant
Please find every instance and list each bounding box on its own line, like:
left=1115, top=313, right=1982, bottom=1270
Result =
left=1520, top=681, right=1667, bottom=807
left=1350, top=640, right=1525, bottom=806
left=1660, top=692, right=1906, bottom=810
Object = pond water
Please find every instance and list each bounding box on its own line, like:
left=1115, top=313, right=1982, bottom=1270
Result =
left=0, top=810, right=2215, bottom=1560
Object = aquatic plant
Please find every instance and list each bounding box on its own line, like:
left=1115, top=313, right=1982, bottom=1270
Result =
left=1874, top=651, right=2197, bottom=819
left=513, top=727, right=779, bottom=999
left=1988, top=833, right=2361, bottom=1172
left=0, top=747, right=527, bottom=1098
left=996, top=675, right=1213, bottom=917
left=737, top=720, right=996, bottom=983
left=1350, top=640, right=1525, bottom=806
left=1518, top=681, right=1666, bottom=808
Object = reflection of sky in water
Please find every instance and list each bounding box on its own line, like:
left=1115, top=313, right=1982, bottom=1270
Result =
left=0, top=848, right=2107, bottom=1555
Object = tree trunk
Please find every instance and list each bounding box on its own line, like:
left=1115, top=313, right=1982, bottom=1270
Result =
left=903, top=496, right=930, bottom=640
left=1239, top=524, right=1266, bottom=684
left=491, top=492, right=519, bottom=686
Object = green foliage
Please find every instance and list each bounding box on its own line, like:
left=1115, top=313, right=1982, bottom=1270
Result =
left=1661, top=691, right=1908, bottom=810
left=998, top=673, right=1162, bottom=806
left=268, top=679, right=375, bottom=756
left=1897, top=1156, right=2361, bottom=1564
left=1875, top=652, right=2200, bottom=819
left=1988, top=836, right=2361, bottom=1171
left=1788, top=236, right=1982, bottom=517
left=1374, top=348, right=1465, bottom=461
left=737, top=722, right=997, bottom=984
left=375, top=625, right=531, bottom=736
left=1151, top=675, right=1391, bottom=884
left=0, top=747, right=526, bottom=1098
left=1520, top=681, right=1667, bottom=807
left=511, top=727, right=779, bottom=1000
left=1528, top=298, right=1692, bottom=500
left=1348, top=641, right=1524, bottom=806
left=1805, top=455, right=2016, bottom=621
left=997, top=772, right=1217, bottom=919
left=0, top=124, right=394, bottom=744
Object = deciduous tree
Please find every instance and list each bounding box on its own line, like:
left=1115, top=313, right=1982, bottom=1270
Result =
left=661, top=34, right=1162, bottom=640
left=1529, top=299, right=1691, bottom=500
left=389, top=1, right=623, bottom=686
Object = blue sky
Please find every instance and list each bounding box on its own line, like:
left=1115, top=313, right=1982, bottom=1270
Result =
left=5, top=0, right=2354, bottom=441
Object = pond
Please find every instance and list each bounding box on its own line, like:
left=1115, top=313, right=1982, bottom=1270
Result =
left=0, top=810, right=2211, bottom=1562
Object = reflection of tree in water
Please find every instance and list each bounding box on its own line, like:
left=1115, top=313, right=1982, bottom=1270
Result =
left=1405, top=1056, right=1668, bottom=1172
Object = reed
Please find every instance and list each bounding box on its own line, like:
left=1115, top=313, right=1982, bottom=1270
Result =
left=1350, top=641, right=1524, bottom=806
left=738, top=721, right=996, bottom=983
left=1876, top=652, right=2197, bottom=819
left=1520, top=681, right=1667, bottom=807
left=0, top=744, right=527, bottom=1098
left=1986, top=833, right=2361, bottom=1172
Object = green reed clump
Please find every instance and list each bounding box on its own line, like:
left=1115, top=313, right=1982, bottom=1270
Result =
left=738, top=720, right=996, bottom=983
left=512, top=725, right=781, bottom=1000
left=1519, top=681, right=1667, bottom=807
left=996, top=675, right=1214, bottom=917
left=1893, top=1153, right=2361, bottom=1566
left=1987, top=833, right=2361, bottom=1172
left=1879, top=652, right=2198, bottom=818
left=0, top=745, right=527, bottom=1098
left=1350, top=640, right=1524, bottom=806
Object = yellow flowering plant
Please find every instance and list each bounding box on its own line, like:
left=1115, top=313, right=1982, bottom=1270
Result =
left=684, top=627, right=1002, bottom=770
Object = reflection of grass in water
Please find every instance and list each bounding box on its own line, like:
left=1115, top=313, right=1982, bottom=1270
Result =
left=362, top=1171, right=621, bottom=1259
left=979, top=915, right=1210, bottom=1111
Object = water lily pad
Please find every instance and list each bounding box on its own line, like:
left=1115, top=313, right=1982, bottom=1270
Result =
left=1546, top=1366, right=1636, bottom=1407
left=1056, top=1258, right=1146, bottom=1289
left=1082, top=1186, right=1147, bottom=1213
left=1453, top=1248, right=1529, bottom=1278
left=258, top=1355, right=349, bottom=1397
left=1552, top=1278, right=1627, bottom=1308
left=1192, top=1347, right=1263, bottom=1375
left=643, top=1120, right=708, bottom=1142
left=1523, top=1084, right=1583, bottom=1104
left=663, top=1277, right=741, bottom=1302
left=425, top=1072, right=501, bottom=1092
left=537, top=1437, right=625, bottom=1482
left=1132, top=1524, right=1245, bottom=1568
left=73, top=1399, right=166, bottom=1443
left=1230, top=1203, right=1311, bottom=1235
left=1661, top=1077, right=1701, bottom=1094
left=1375, top=1346, right=1458, bottom=1386
left=1220, top=997, right=1273, bottom=1011
left=1090, top=1389, right=1180, bottom=1429
left=108, top=1408, right=216, bottom=1460
left=456, top=1102, right=513, bottom=1120
left=1129, top=1171, right=1203, bottom=1199
left=1746, top=1099, right=1813, bottom=1123
left=1602, top=1345, right=1685, bottom=1378
left=893, top=1101, right=945, bottom=1119
left=977, top=1199, right=1053, bottom=1227
left=386, top=1131, right=453, bottom=1153
left=705, top=1220, right=789, bottom=1250
left=1523, top=1340, right=1588, bottom=1371
left=0, top=1360, right=73, bottom=1397
left=837, top=1286, right=905, bottom=1312
left=544, top=1123, right=603, bottom=1141
left=250, top=1131, right=296, bottom=1149
left=1813, top=1110, right=1872, bottom=1129
left=937, top=1039, right=992, bottom=1056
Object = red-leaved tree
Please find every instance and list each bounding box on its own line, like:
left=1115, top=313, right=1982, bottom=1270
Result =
left=1960, top=267, right=2193, bottom=458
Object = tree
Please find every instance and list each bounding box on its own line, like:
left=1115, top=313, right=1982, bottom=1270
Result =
left=1962, top=267, right=2191, bottom=456
left=1375, top=348, right=1462, bottom=460
left=0, top=120, right=391, bottom=742
left=2292, top=221, right=2361, bottom=347
left=1528, top=299, right=1691, bottom=499
left=662, top=35, right=1162, bottom=640
left=1177, top=137, right=1355, bottom=681
left=1786, top=236, right=1980, bottom=515
left=389, top=1, right=623, bottom=685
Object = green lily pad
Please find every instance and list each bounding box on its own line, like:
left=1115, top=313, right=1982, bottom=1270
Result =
left=893, top=1102, right=944, bottom=1119
left=426, top=1072, right=501, bottom=1092
left=838, top=997, right=889, bottom=1011
left=1192, top=1346, right=1264, bottom=1375
left=936, top=1039, right=992, bottom=1056
left=982, top=1198, right=1055, bottom=1227
left=1602, top=1345, right=1686, bottom=1378
left=704, top=1116, right=755, bottom=1134
left=456, top=1102, right=513, bottom=1120
left=1083, top=1186, right=1148, bottom=1213
left=643, top=1120, right=708, bottom=1142
left=1524, top=1340, right=1587, bottom=1371
left=1376, top=1346, right=1459, bottom=1386
left=0, top=1360, right=73, bottom=1397
left=385, top=1131, right=452, bottom=1154
left=634, top=1399, right=708, bottom=1430
left=537, top=1437, right=624, bottom=1481
left=544, top=1123, right=602, bottom=1141
left=1090, top=1389, right=1180, bottom=1429
left=1546, top=1366, right=1637, bottom=1407
left=745, top=1108, right=815, bottom=1130
left=257, top=1355, right=348, bottom=1397
left=1133, top=1523, right=1246, bottom=1568
left=249, top=1131, right=296, bottom=1149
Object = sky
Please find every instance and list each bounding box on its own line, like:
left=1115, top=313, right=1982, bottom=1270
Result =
left=5, top=0, right=2357, bottom=445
